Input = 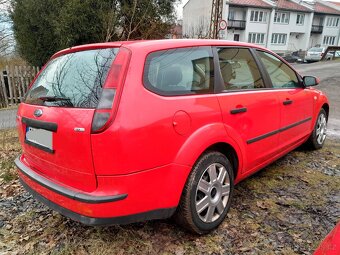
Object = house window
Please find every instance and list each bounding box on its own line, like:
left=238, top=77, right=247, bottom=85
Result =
left=271, top=33, right=287, bottom=45
left=323, top=36, right=336, bottom=45
left=326, top=17, right=339, bottom=27
left=296, top=13, right=304, bottom=25
left=229, top=10, right=235, bottom=20
left=274, top=12, right=290, bottom=24
left=248, top=33, right=265, bottom=44
left=250, top=10, right=267, bottom=22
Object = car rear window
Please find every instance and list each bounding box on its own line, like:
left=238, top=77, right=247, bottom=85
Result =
left=25, top=48, right=118, bottom=108
left=309, top=47, right=323, bottom=52
left=143, top=46, right=214, bottom=96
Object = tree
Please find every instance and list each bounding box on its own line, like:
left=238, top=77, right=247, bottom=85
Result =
left=119, top=0, right=176, bottom=40
left=10, top=0, right=62, bottom=66
left=0, top=0, right=15, bottom=57
left=10, top=0, right=177, bottom=66
left=55, top=0, right=116, bottom=48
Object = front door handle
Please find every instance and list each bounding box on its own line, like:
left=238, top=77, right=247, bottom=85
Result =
left=230, top=107, right=247, bottom=114
left=283, top=99, right=293, bottom=105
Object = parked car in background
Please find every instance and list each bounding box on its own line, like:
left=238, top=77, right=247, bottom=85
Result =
left=282, top=51, right=302, bottom=63
left=15, top=39, right=329, bottom=234
left=328, top=50, right=340, bottom=59
left=305, top=47, right=332, bottom=62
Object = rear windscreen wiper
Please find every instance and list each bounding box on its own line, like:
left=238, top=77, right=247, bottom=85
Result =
left=38, top=96, right=71, bottom=102
left=37, top=96, right=74, bottom=107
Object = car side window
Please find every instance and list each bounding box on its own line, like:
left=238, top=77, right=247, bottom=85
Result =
left=143, top=47, right=214, bottom=95
left=257, top=51, right=300, bottom=88
left=217, top=48, right=265, bottom=90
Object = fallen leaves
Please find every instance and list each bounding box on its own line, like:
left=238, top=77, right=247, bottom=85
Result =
left=0, top=129, right=339, bottom=255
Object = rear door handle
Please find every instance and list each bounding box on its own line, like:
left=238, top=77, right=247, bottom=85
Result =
left=283, top=100, right=293, bottom=105
left=230, top=107, right=247, bottom=114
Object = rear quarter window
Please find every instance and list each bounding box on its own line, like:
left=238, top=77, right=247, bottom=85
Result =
left=143, top=47, right=214, bottom=96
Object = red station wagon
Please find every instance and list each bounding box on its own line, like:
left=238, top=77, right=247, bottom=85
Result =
left=15, top=40, right=329, bottom=234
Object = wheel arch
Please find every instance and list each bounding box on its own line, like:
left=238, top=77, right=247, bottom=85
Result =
left=322, top=103, right=329, bottom=120
left=203, top=142, right=239, bottom=181
left=174, top=123, right=243, bottom=183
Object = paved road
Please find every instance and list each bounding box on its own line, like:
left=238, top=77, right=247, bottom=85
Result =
left=0, top=108, right=17, bottom=130
left=0, top=61, right=339, bottom=137
left=293, top=61, right=340, bottom=138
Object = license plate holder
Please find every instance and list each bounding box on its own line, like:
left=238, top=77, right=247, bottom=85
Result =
left=25, top=126, right=54, bottom=153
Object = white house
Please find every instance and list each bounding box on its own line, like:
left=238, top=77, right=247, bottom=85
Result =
left=182, top=0, right=340, bottom=54
left=310, top=1, right=340, bottom=48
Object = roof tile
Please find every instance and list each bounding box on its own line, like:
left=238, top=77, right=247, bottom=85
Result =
left=315, top=2, right=340, bottom=15
left=329, top=1, right=340, bottom=7
left=229, top=0, right=272, bottom=8
left=276, top=0, right=312, bottom=12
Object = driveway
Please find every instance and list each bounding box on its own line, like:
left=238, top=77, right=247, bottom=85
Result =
left=0, top=108, right=17, bottom=130
left=293, top=61, right=340, bottom=138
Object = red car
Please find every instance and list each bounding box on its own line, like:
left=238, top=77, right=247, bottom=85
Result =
left=314, top=222, right=340, bottom=255
left=15, top=40, right=329, bottom=234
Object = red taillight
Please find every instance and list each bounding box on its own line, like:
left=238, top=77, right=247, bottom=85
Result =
left=91, top=47, right=131, bottom=133
left=105, top=47, right=131, bottom=89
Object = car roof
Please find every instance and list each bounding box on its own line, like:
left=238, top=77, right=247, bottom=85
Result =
left=51, top=39, right=268, bottom=59
left=122, top=39, right=267, bottom=51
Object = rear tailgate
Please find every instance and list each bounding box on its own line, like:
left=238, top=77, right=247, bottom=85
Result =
left=17, top=47, right=120, bottom=192
left=17, top=104, right=97, bottom=192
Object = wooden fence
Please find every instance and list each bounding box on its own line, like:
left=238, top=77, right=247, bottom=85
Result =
left=0, top=65, right=40, bottom=108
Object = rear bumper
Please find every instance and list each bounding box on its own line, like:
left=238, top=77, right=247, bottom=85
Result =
left=15, top=157, right=127, bottom=204
left=15, top=156, right=188, bottom=225
left=305, top=56, right=321, bottom=61
left=19, top=178, right=175, bottom=225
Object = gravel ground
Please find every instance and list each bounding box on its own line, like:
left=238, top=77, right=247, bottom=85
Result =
left=0, top=129, right=339, bottom=255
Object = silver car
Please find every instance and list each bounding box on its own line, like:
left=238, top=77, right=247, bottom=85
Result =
left=305, top=47, right=332, bottom=62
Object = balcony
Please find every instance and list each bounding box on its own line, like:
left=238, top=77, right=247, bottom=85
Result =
left=311, top=25, right=323, bottom=33
left=227, top=19, right=246, bottom=30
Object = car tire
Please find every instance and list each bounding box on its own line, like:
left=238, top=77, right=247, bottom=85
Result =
left=305, top=108, right=327, bottom=150
left=174, top=151, right=234, bottom=234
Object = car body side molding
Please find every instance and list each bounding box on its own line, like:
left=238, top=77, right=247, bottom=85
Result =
left=247, top=117, right=312, bottom=144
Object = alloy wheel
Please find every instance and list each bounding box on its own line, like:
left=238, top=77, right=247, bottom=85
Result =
left=195, top=163, right=231, bottom=223
left=316, top=113, right=327, bottom=145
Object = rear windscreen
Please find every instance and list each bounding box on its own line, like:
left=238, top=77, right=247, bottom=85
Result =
left=25, top=48, right=118, bottom=108
left=309, top=48, right=323, bottom=52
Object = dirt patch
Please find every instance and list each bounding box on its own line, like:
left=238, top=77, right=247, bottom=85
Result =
left=0, top=129, right=339, bottom=255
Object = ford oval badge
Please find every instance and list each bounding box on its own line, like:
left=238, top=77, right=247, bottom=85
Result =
left=34, top=109, right=43, bottom=117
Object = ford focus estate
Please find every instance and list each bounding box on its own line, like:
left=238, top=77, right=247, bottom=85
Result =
left=15, top=40, right=329, bottom=234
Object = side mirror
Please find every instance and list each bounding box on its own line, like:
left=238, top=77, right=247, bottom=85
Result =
left=303, top=76, right=320, bottom=87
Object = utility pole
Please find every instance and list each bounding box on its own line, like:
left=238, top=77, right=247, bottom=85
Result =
left=208, top=0, right=223, bottom=39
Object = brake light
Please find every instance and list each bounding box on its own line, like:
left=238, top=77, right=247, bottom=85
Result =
left=91, top=47, right=131, bottom=133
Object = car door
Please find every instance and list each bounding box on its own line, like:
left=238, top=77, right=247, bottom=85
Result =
left=214, top=47, right=281, bottom=173
left=255, top=50, right=314, bottom=149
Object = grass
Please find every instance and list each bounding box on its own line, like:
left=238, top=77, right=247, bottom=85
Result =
left=0, top=128, right=339, bottom=255
left=0, top=129, right=21, bottom=182
left=0, top=105, right=18, bottom=111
